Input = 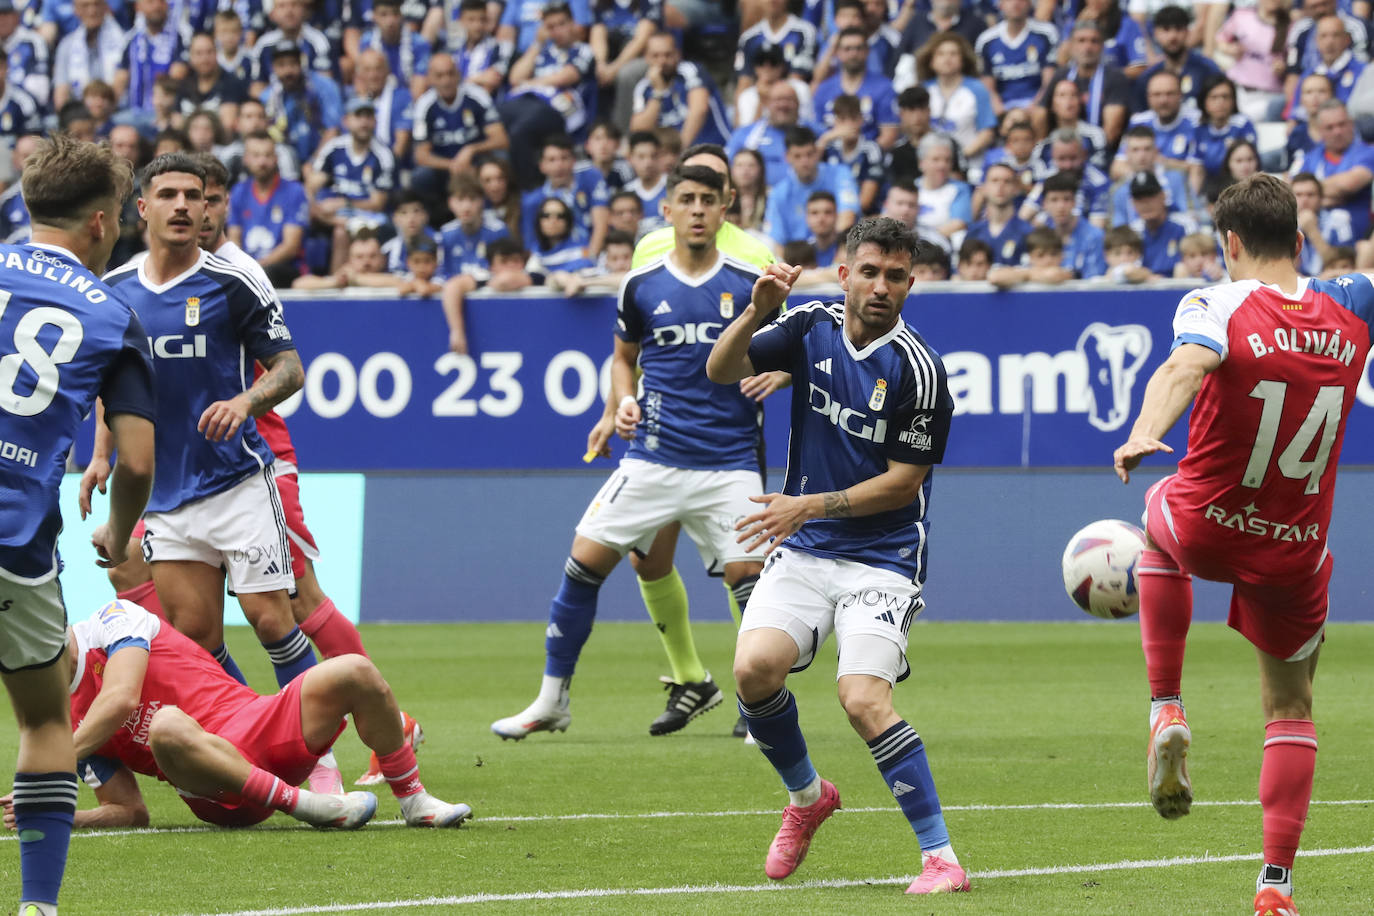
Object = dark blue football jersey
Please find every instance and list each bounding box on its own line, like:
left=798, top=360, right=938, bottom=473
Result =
left=748, top=301, right=953, bottom=581
left=616, top=254, right=765, bottom=472
left=0, top=243, right=155, bottom=582
left=104, top=250, right=295, bottom=513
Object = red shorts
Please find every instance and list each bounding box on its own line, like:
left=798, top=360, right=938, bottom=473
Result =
left=274, top=469, right=320, bottom=581
left=177, top=672, right=347, bottom=827
left=1145, top=475, right=1330, bottom=660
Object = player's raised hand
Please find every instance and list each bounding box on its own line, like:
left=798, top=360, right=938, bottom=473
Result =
left=736, top=492, right=814, bottom=553
left=614, top=397, right=642, bottom=440
left=751, top=263, right=803, bottom=317
left=198, top=394, right=251, bottom=442
left=78, top=457, right=112, bottom=520
left=91, top=522, right=129, bottom=569
left=585, top=414, right=614, bottom=459
left=1113, top=436, right=1173, bottom=484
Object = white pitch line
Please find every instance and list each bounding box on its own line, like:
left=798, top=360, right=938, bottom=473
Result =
left=3, top=798, right=1370, bottom=842
left=190, top=843, right=1374, bottom=916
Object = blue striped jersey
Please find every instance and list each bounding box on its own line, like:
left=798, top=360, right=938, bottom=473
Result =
left=0, top=243, right=155, bottom=583
left=104, top=250, right=295, bottom=513
left=616, top=254, right=765, bottom=472
left=748, top=301, right=952, bottom=581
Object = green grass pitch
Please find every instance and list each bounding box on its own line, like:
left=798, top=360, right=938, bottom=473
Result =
left=2, top=620, right=1372, bottom=914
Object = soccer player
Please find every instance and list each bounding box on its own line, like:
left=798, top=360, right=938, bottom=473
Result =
left=491, top=163, right=769, bottom=740
left=0, top=134, right=155, bottom=916
left=83, top=153, right=317, bottom=704
left=1113, top=174, right=1374, bottom=916
left=706, top=217, right=964, bottom=894
left=2, top=599, right=468, bottom=831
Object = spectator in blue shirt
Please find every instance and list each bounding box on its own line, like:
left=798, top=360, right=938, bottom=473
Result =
left=726, top=80, right=808, bottom=183
left=803, top=189, right=840, bottom=267
left=820, top=93, right=885, bottom=213
left=498, top=0, right=591, bottom=57
left=451, top=0, right=511, bottom=96
left=356, top=0, right=429, bottom=100
left=227, top=129, right=309, bottom=286
left=762, top=124, right=859, bottom=245
left=594, top=0, right=662, bottom=131
left=259, top=40, right=341, bottom=166
left=1111, top=124, right=1195, bottom=225
left=306, top=96, right=396, bottom=272
left=812, top=27, right=898, bottom=149
left=250, top=0, right=334, bottom=89
left=1293, top=100, right=1374, bottom=242
left=503, top=1, right=597, bottom=183
left=1126, top=170, right=1195, bottom=276
left=1041, top=169, right=1105, bottom=278
left=974, top=0, right=1059, bottom=113
left=528, top=195, right=595, bottom=276
left=348, top=47, right=412, bottom=165
left=1113, top=71, right=1202, bottom=195
left=520, top=133, right=609, bottom=256
left=412, top=51, right=507, bottom=217
left=0, top=0, right=51, bottom=106
left=1131, top=5, right=1220, bottom=114
left=629, top=31, right=732, bottom=148
left=0, top=55, right=43, bottom=151
left=114, top=0, right=188, bottom=115
left=988, top=226, right=1075, bottom=287
left=52, top=0, right=125, bottom=110
left=735, top=0, right=818, bottom=94
left=1290, top=14, right=1365, bottom=112
left=967, top=161, right=1034, bottom=266
left=1193, top=73, right=1258, bottom=182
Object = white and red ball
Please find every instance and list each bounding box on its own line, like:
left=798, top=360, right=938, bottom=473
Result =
left=1062, top=519, right=1146, bottom=619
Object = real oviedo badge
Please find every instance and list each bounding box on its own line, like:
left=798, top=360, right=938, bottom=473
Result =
left=869, top=378, right=887, bottom=410
left=185, top=297, right=201, bottom=327
left=719, top=292, right=734, bottom=319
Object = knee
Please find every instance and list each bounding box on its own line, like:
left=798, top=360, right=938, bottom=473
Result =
left=631, top=552, right=673, bottom=582
left=324, top=654, right=388, bottom=698
left=732, top=651, right=786, bottom=702
left=147, top=707, right=197, bottom=755
left=837, top=682, right=894, bottom=737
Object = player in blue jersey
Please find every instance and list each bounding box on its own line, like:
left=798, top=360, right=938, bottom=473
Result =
left=84, top=152, right=317, bottom=702
left=491, top=163, right=771, bottom=741
left=707, top=217, right=968, bottom=896
left=0, top=134, right=155, bottom=916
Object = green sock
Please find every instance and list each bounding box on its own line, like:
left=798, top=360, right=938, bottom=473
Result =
left=640, top=569, right=706, bottom=684
left=725, top=580, right=743, bottom=626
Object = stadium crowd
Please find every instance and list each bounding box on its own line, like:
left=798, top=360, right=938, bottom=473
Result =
left=0, top=0, right=1371, bottom=324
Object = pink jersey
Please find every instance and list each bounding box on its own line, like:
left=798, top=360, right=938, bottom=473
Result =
left=70, top=600, right=259, bottom=782
left=1166, top=274, right=1374, bottom=585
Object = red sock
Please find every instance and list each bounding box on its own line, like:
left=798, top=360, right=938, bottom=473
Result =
left=241, top=766, right=299, bottom=813
left=377, top=745, right=424, bottom=799
left=1260, top=719, right=1317, bottom=868
left=117, top=579, right=165, bottom=620
left=299, top=598, right=368, bottom=659
left=1137, top=549, right=1192, bottom=698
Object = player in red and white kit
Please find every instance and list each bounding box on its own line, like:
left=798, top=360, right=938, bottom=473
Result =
left=1114, top=174, right=1374, bottom=916
left=92, top=156, right=421, bottom=788
left=0, top=599, right=469, bottom=832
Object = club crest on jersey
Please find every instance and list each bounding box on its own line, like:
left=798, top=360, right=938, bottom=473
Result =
left=869, top=378, right=887, bottom=411
left=271, top=206, right=283, bottom=224
left=184, top=297, right=201, bottom=326
left=719, top=292, right=734, bottom=319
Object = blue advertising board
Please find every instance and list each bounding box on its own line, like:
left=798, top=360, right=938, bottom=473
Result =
left=273, top=285, right=1374, bottom=470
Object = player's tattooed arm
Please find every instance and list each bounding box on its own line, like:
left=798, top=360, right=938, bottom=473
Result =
left=822, top=490, right=853, bottom=518
left=246, top=349, right=305, bottom=416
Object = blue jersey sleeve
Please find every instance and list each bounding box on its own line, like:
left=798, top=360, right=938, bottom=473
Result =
left=1319, top=273, right=1374, bottom=344
left=98, top=310, right=157, bottom=424
left=748, top=303, right=818, bottom=373
left=615, top=271, right=646, bottom=342
left=883, top=348, right=952, bottom=465
left=78, top=754, right=123, bottom=788
left=226, top=275, right=296, bottom=361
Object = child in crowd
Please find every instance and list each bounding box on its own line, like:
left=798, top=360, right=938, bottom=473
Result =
left=989, top=228, right=1073, bottom=288
left=1104, top=225, right=1156, bottom=284
left=955, top=238, right=992, bottom=281
left=1173, top=231, right=1226, bottom=281
left=383, top=189, right=442, bottom=274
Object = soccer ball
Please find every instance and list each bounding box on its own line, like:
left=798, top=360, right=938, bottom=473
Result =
left=1062, top=519, right=1146, bottom=619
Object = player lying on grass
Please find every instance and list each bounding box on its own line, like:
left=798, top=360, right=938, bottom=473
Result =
left=1, top=600, right=469, bottom=831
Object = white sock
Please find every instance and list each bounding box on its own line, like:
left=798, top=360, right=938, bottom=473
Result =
left=1258, top=863, right=1293, bottom=897
left=788, top=775, right=822, bottom=807
left=537, top=675, right=570, bottom=706
left=923, top=844, right=958, bottom=866
left=1150, top=695, right=1184, bottom=725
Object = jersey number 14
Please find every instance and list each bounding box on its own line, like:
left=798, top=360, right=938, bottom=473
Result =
left=1241, top=380, right=1343, bottom=496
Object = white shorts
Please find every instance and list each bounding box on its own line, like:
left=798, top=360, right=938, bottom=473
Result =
left=575, top=458, right=766, bottom=573
left=142, top=467, right=295, bottom=595
left=740, top=547, right=925, bottom=684
left=0, top=576, right=68, bottom=672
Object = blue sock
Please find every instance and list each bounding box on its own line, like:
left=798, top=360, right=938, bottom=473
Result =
left=544, top=558, right=605, bottom=678
left=868, top=720, right=950, bottom=850
left=13, top=772, right=78, bottom=906
left=738, top=688, right=817, bottom=792
left=212, top=643, right=248, bottom=685
left=262, top=627, right=316, bottom=688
